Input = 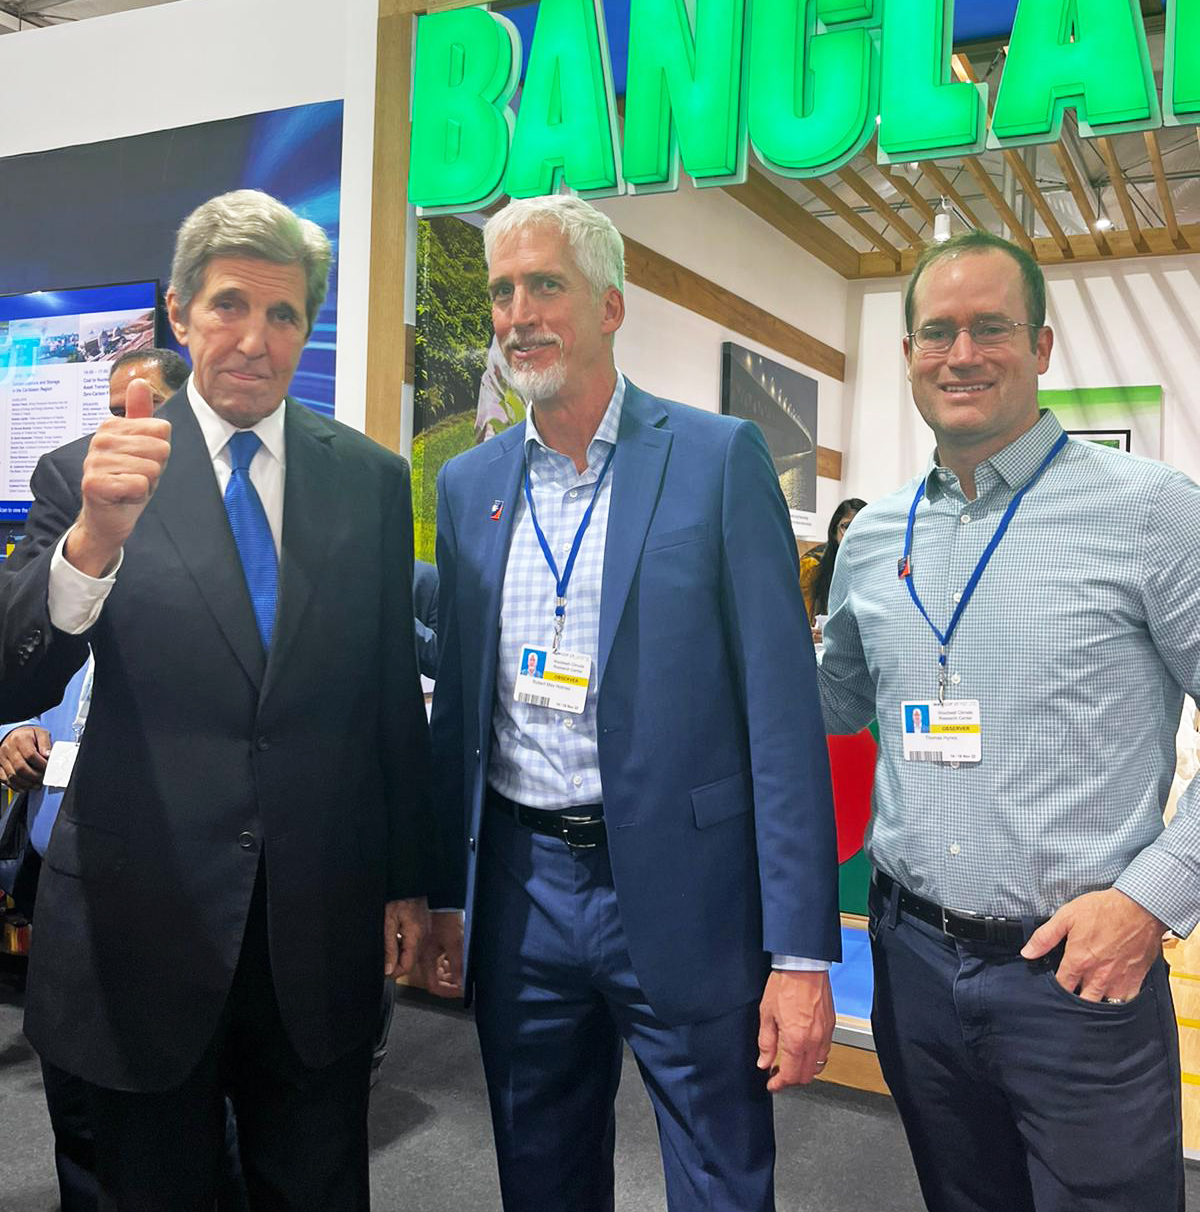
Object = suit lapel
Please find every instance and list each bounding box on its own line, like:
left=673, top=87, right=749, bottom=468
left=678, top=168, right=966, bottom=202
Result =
left=473, top=426, right=526, bottom=748
left=149, top=392, right=266, bottom=690
left=597, top=385, right=671, bottom=688
left=260, top=401, right=339, bottom=701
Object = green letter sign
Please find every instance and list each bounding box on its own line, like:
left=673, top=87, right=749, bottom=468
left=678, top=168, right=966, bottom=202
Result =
left=990, top=0, right=1159, bottom=145
left=408, top=7, right=520, bottom=212
left=622, top=0, right=748, bottom=191
left=747, top=0, right=879, bottom=179
left=505, top=0, right=622, bottom=198
left=878, top=0, right=985, bottom=161
left=1164, top=0, right=1200, bottom=125
left=408, top=0, right=1186, bottom=213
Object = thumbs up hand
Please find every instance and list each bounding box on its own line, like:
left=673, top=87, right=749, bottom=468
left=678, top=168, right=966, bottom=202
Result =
left=65, top=378, right=173, bottom=577
left=122, top=377, right=158, bottom=420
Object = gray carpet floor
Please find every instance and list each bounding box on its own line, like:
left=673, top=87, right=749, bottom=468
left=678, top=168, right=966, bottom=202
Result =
left=2, top=959, right=1195, bottom=1210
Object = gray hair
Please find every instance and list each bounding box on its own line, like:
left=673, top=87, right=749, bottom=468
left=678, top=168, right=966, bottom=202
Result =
left=169, top=190, right=332, bottom=335
left=483, top=195, right=625, bottom=296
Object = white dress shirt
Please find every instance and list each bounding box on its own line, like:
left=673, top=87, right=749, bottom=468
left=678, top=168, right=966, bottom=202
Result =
left=47, top=376, right=287, bottom=634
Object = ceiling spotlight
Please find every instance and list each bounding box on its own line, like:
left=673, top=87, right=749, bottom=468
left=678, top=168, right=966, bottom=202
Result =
left=933, top=196, right=954, bottom=243
left=1094, top=216, right=1113, bottom=231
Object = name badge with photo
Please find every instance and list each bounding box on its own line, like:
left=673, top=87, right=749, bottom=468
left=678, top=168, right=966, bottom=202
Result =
left=43, top=740, right=81, bottom=789
left=901, top=700, right=982, bottom=764
left=514, top=645, right=591, bottom=715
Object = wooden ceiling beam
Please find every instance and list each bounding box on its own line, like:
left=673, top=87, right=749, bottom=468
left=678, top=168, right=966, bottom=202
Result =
left=836, top=164, right=924, bottom=247
left=1052, top=140, right=1112, bottom=256
left=803, top=176, right=903, bottom=267
left=723, top=169, right=861, bottom=278
left=623, top=236, right=846, bottom=379
left=951, top=45, right=1071, bottom=262
left=917, top=161, right=984, bottom=229
left=1098, top=136, right=1150, bottom=253
left=855, top=220, right=1200, bottom=279
left=961, top=157, right=1035, bottom=252
left=1001, top=149, right=1073, bottom=258
left=875, top=165, right=937, bottom=225
left=1142, top=130, right=1190, bottom=251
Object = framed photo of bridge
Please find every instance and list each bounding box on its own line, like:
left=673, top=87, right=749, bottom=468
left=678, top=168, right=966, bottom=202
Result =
left=720, top=341, right=818, bottom=537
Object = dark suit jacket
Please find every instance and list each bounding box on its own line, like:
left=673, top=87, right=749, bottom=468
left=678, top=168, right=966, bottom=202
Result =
left=430, top=382, right=840, bottom=1026
left=412, top=559, right=439, bottom=679
left=0, top=390, right=435, bottom=1091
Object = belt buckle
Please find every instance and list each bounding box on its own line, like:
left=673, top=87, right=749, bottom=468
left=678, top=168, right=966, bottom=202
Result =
left=559, top=814, right=601, bottom=851
left=942, top=904, right=983, bottom=941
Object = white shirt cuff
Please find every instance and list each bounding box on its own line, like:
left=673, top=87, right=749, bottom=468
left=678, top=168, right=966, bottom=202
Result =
left=771, top=955, right=832, bottom=972
left=48, top=529, right=122, bottom=634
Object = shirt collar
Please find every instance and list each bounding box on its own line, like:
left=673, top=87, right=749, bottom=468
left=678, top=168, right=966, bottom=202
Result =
left=924, top=408, right=1064, bottom=499
left=524, top=372, right=626, bottom=466
left=187, top=374, right=288, bottom=468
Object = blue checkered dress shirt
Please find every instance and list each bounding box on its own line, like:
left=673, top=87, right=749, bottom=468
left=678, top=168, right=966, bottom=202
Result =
left=820, top=409, right=1200, bottom=935
left=487, top=377, right=624, bottom=809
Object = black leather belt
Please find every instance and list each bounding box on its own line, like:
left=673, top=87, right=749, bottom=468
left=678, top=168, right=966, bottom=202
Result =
left=874, top=870, right=1041, bottom=948
left=487, top=789, right=606, bottom=850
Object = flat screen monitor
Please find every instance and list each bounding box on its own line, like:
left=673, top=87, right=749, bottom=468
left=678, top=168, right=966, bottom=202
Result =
left=0, top=280, right=160, bottom=523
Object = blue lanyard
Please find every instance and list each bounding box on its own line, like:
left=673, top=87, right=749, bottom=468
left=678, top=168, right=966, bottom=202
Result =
left=899, top=431, right=1068, bottom=699
left=524, top=442, right=617, bottom=651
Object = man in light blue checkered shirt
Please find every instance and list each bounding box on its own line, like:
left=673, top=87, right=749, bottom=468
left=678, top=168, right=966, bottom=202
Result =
left=427, top=196, right=840, bottom=1212
left=820, top=230, right=1199, bottom=1212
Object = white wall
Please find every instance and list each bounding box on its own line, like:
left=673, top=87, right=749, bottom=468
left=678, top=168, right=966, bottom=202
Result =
left=0, top=0, right=345, bottom=158
left=597, top=180, right=851, bottom=534
left=843, top=254, right=1200, bottom=500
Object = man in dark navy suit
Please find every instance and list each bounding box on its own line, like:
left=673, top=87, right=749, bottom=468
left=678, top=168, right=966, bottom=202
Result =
left=0, top=190, right=436, bottom=1211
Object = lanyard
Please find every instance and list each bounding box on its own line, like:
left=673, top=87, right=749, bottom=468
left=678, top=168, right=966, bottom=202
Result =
left=524, top=443, right=617, bottom=652
left=71, top=653, right=95, bottom=742
left=900, top=431, right=1068, bottom=700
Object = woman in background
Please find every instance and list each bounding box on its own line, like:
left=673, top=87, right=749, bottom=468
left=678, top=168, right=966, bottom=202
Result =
left=800, top=497, right=866, bottom=627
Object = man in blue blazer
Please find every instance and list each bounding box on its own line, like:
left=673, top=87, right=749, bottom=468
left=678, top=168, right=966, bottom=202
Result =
left=426, top=195, right=840, bottom=1212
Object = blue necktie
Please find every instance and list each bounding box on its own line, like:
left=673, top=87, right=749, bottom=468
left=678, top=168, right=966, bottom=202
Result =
left=223, top=430, right=278, bottom=649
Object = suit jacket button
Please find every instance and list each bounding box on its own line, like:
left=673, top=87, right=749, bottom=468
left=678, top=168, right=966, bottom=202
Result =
left=256, top=737, right=270, bottom=751
left=469, top=836, right=476, bottom=852
left=474, top=748, right=480, bottom=761
left=239, top=832, right=256, bottom=849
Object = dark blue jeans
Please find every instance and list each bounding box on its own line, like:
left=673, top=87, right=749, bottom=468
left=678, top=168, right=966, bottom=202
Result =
left=868, top=876, right=1184, bottom=1212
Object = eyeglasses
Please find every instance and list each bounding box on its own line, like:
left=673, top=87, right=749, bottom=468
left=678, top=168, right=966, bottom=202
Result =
left=908, top=318, right=1041, bottom=353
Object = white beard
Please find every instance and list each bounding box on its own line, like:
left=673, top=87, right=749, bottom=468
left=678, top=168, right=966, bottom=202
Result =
left=506, top=356, right=568, bottom=402
left=502, top=331, right=567, bottom=402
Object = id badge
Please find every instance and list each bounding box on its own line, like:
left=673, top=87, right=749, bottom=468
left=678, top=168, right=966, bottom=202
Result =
left=901, top=700, right=981, bottom=764
left=43, top=740, right=80, bottom=789
left=514, top=645, right=591, bottom=715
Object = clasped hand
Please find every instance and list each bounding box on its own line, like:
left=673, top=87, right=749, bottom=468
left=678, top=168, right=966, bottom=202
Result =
left=383, top=902, right=464, bottom=1000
